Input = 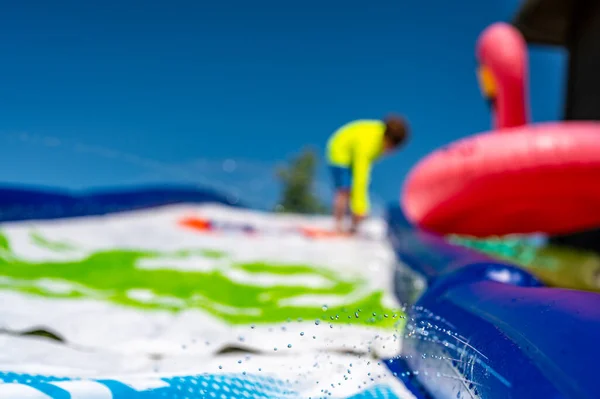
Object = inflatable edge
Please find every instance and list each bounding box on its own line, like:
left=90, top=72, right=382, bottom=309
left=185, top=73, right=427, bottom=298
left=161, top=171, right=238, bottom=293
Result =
left=0, top=184, right=243, bottom=223
left=385, top=204, right=600, bottom=398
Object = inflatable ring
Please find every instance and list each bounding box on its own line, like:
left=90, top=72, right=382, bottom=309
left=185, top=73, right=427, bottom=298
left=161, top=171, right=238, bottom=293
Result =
left=401, top=22, right=600, bottom=237
left=402, top=122, right=600, bottom=236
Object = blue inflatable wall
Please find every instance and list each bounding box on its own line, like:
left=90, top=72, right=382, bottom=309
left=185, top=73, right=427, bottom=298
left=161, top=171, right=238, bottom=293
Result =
left=385, top=205, right=600, bottom=399
left=0, top=184, right=241, bottom=223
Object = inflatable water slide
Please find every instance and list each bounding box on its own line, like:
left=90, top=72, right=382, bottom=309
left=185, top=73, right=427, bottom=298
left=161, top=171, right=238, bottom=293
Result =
left=2, top=21, right=600, bottom=399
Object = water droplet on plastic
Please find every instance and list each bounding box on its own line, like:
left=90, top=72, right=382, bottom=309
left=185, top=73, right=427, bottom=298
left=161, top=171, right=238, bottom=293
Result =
left=288, top=344, right=292, bottom=348
left=223, top=159, right=237, bottom=172
left=315, top=319, right=321, bottom=325
left=300, top=332, right=305, bottom=336
left=322, top=305, right=328, bottom=311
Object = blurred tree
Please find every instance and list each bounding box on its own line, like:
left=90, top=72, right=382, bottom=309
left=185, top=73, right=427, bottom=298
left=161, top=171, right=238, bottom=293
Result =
left=275, top=147, right=329, bottom=214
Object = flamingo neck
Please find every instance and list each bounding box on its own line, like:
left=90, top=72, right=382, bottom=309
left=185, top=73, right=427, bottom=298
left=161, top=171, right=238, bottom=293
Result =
left=494, top=79, right=528, bottom=130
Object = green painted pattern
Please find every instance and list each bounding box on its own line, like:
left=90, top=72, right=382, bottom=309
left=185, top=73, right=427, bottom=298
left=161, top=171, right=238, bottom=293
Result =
left=29, top=231, right=77, bottom=252
left=0, top=231, right=403, bottom=329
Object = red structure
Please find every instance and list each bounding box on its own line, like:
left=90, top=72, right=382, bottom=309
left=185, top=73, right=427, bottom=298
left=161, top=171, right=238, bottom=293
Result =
left=402, top=22, right=600, bottom=237
left=514, top=0, right=600, bottom=252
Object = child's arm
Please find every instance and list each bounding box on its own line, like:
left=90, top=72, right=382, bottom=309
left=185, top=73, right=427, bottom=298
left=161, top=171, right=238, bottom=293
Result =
left=350, top=154, right=372, bottom=228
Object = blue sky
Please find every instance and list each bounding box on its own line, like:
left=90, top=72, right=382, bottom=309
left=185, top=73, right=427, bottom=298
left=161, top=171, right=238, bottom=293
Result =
left=0, top=0, right=567, bottom=210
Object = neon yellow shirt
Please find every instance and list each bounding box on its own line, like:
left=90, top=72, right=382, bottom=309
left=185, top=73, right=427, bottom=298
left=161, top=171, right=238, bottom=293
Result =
left=326, top=119, right=386, bottom=216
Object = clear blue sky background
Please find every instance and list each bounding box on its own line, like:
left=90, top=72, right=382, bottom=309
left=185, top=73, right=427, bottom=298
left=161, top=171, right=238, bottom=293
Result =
left=0, top=0, right=566, bottom=210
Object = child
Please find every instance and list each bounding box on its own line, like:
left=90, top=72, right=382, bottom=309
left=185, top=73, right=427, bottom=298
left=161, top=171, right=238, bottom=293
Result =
left=326, top=114, right=409, bottom=234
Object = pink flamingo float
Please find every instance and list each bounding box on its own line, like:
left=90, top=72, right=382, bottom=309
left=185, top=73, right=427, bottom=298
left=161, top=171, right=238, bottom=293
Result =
left=402, top=22, right=600, bottom=237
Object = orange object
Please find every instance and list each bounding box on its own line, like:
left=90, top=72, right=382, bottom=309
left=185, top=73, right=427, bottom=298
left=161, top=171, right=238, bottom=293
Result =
left=179, top=216, right=213, bottom=231
left=179, top=216, right=350, bottom=240
left=298, top=226, right=348, bottom=239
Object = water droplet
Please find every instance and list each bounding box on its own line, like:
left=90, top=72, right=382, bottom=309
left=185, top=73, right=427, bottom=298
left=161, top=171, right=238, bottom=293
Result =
left=250, top=324, right=255, bottom=329
left=315, top=319, right=321, bottom=325
left=288, top=344, right=292, bottom=348
left=422, top=353, right=427, bottom=359
left=313, top=336, right=316, bottom=339
left=274, top=347, right=278, bottom=351
left=223, top=159, right=237, bottom=172
left=259, top=368, right=262, bottom=371
left=218, top=365, right=223, bottom=369
left=300, top=332, right=305, bottom=336
left=238, top=360, right=242, bottom=364
left=322, top=305, right=328, bottom=311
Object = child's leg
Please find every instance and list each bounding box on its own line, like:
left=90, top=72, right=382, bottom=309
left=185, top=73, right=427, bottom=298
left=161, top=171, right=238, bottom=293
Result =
left=333, top=190, right=350, bottom=232
left=329, top=165, right=352, bottom=232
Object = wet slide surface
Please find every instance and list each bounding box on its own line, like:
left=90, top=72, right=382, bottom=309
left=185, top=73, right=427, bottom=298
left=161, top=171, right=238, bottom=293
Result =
left=0, top=202, right=415, bottom=398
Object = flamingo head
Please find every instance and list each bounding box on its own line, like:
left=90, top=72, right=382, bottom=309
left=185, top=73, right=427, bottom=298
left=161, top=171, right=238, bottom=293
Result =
left=475, top=22, right=529, bottom=129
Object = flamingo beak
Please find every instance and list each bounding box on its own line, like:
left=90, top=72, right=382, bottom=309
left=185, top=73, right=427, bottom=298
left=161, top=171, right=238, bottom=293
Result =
left=477, top=65, right=497, bottom=102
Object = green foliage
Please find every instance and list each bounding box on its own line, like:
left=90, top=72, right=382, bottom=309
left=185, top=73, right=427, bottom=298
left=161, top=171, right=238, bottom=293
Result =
left=275, top=147, right=329, bottom=214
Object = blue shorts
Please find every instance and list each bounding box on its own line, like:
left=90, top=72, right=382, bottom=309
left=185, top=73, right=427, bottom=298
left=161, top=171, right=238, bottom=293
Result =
left=329, top=165, right=352, bottom=191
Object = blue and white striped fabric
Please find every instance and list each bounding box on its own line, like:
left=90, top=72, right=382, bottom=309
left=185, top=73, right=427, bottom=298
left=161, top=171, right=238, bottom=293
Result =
left=0, top=372, right=401, bottom=399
